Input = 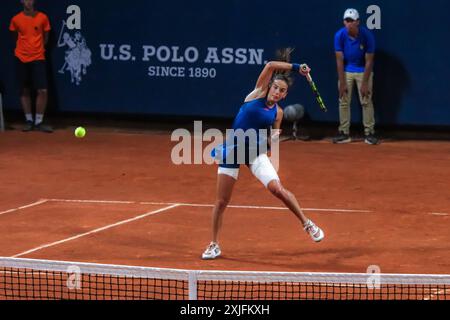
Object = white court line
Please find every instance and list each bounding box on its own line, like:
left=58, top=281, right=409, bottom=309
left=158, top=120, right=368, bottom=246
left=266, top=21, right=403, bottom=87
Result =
left=430, top=212, right=449, bottom=216
left=12, top=204, right=179, bottom=258
left=45, top=199, right=135, bottom=204
left=229, top=204, right=372, bottom=213
left=0, top=199, right=48, bottom=216
left=179, top=203, right=373, bottom=213
left=46, top=198, right=373, bottom=213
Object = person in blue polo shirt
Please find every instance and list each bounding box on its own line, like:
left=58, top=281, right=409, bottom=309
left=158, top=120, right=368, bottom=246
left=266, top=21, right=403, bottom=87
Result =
left=333, top=8, right=379, bottom=145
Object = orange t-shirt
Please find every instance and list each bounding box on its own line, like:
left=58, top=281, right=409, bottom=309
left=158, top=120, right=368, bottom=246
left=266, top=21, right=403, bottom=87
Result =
left=9, top=11, right=51, bottom=63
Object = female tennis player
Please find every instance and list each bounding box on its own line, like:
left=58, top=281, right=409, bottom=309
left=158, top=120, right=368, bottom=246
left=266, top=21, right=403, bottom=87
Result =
left=202, top=49, right=325, bottom=260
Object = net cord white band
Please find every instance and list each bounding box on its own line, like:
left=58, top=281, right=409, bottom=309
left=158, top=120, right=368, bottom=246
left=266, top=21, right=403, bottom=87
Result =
left=1, top=257, right=449, bottom=286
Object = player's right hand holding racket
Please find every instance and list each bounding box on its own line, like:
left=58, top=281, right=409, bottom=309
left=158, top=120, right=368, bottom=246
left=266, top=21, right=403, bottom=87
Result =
left=299, top=64, right=311, bottom=77
left=299, top=64, right=328, bottom=113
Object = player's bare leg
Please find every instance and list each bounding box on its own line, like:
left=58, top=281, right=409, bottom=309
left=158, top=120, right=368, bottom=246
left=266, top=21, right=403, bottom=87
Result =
left=212, top=173, right=236, bottom=243
left=267, top=180, right=324, bottom=242
left=267, top=180, right=308, bottom=223
left=202, top=173, right=236, bottom=259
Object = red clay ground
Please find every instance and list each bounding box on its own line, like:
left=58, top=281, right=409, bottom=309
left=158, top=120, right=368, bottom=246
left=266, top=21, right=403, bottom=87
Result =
left=0, top=128, right=449, bottom=274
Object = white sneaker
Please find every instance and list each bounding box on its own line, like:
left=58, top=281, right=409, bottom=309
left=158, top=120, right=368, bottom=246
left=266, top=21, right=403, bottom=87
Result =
left=202, top=242, right=221, bottom=260
left=304, top=220, right=325, bottom=242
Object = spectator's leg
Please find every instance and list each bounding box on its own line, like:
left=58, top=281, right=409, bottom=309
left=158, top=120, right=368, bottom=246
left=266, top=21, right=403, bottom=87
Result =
left=34, top=89, right=53, bottom=132
left=20, top=87, right=34, bottom=132
left=33, top=60, right=51, bottom=130
left=16, top=59, right=33, bottom=124
left=20, top=87, right=33, bottom=118
left=338, top=72, right=355, bottom=135
left=35, top=89, right=48, bottom=123
left=355, top=72, right=375, bottom=136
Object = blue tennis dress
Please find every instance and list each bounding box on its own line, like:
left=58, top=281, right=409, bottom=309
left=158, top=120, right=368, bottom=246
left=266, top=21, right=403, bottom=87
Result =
left=213, top=98, right=278, bottom=168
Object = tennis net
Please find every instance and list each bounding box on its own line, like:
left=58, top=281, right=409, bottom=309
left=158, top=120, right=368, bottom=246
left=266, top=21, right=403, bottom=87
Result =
left=1, top=257, right=449, bottom=300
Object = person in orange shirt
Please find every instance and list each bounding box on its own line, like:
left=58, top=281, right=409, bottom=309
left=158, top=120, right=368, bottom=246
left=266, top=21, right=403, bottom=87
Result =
left=10, top=0, right=52, bottom=132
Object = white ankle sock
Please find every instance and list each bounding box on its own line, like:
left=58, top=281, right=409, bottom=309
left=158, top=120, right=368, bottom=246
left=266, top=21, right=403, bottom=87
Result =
left=25, top=113, right=33, bottom=122
left=35, top=114, right=44, bottom=125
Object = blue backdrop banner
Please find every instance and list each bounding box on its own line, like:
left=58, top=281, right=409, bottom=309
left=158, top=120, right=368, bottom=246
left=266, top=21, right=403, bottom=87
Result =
left=1, top=0, right=449, bottom=126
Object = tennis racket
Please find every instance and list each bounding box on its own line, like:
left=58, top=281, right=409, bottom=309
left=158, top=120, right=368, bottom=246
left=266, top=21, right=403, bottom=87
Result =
left=301, top=64, right=328, bottom=113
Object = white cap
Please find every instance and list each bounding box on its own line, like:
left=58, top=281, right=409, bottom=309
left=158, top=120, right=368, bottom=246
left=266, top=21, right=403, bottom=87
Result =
left=343, top=8, right=359, bottom=20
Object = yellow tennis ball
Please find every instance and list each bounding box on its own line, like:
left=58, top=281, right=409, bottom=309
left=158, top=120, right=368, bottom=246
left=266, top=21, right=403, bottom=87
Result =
left=75, top=127, right=86, bottom=138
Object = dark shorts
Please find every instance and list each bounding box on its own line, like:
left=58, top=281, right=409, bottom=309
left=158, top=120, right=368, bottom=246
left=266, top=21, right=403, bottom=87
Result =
left=16, top=58, right=48, bottom=91
left=216, top=141, right=270, bottom=169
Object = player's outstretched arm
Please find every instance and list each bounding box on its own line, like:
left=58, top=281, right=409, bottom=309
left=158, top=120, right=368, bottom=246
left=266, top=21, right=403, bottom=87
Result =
left=245, top=61, right=292, bottom=102
left=245, top=62, right=310, bottom=102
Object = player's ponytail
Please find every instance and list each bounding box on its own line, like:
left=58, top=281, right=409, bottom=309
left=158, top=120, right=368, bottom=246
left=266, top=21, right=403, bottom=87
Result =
left=275, top=47, right=293, bottom=63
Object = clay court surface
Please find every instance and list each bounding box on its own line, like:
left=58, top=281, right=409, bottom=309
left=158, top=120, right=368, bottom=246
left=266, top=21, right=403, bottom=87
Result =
left=0, top=128, right=449, bottom=275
